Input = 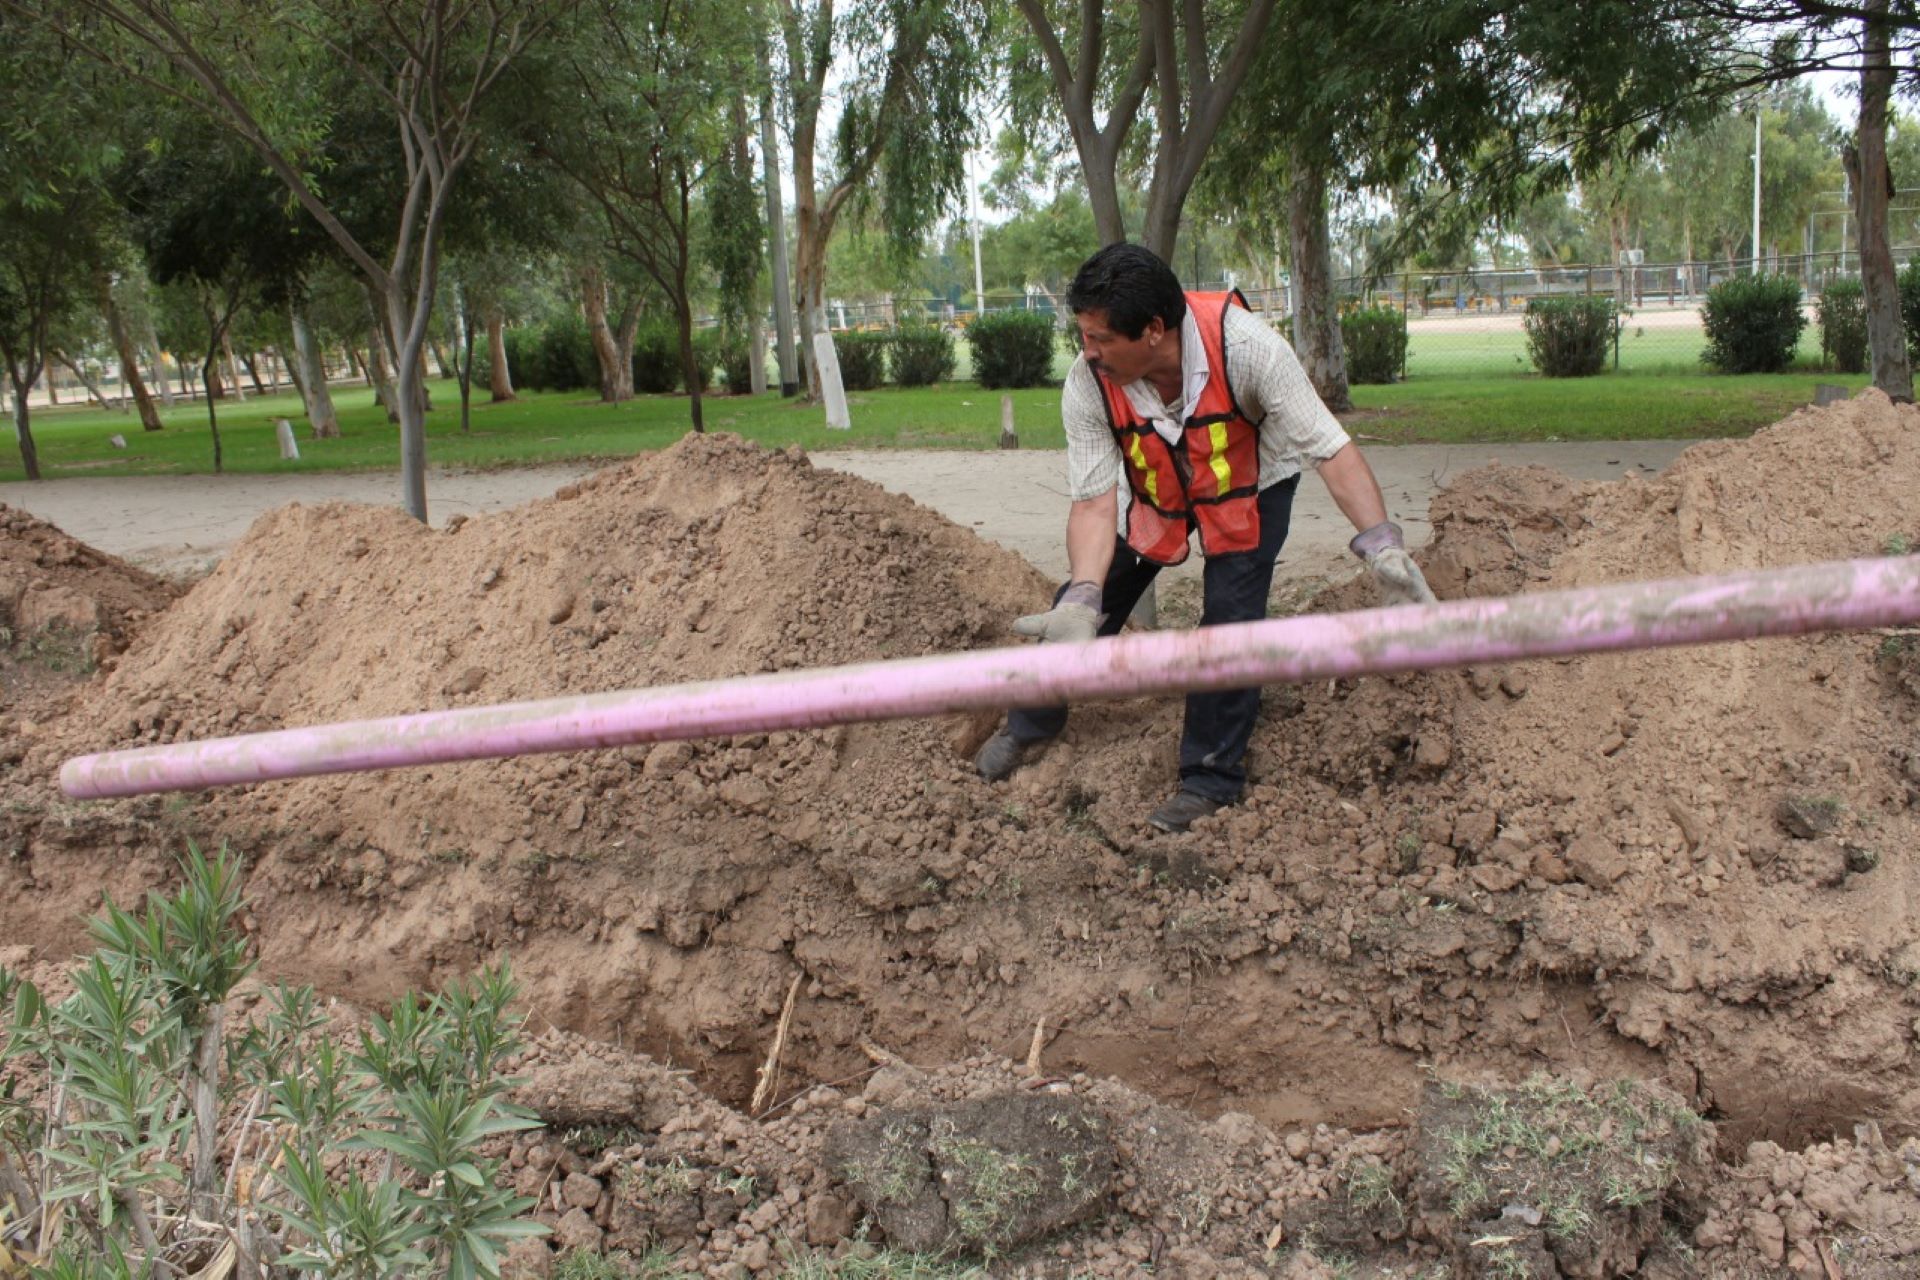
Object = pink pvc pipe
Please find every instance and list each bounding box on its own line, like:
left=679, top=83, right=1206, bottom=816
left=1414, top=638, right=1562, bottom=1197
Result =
left=60, top=555, right=1920, bottom=799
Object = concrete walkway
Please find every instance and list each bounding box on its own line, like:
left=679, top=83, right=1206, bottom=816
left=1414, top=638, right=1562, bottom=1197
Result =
left=0, top=440, right=1692, bottom=587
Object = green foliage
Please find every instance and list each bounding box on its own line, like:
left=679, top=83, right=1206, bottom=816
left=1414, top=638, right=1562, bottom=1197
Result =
left=0, top=843, right=545, bottom=1278
left=1340, top=305, right=1408, bottom=384
left=690, top=328, right=722, bottom=393
left=1523, top=297, right=1618, bottom=378
left=1899, top=261, right=1920, bottom=364
left=836, top=330, right=890, bottom=391
left=721, top=339, right=764, bottom=394
left=890, top=322, right=956, bottom=387
left=511, top=314, right=598, bottom=393
left=1818, top=278, right=1868, bottom=374
left=632, top=320, right=681, bottom=394
left=965, top=311, right=1059, bottom=389
left=1701, top=274, right=1807, bottom=374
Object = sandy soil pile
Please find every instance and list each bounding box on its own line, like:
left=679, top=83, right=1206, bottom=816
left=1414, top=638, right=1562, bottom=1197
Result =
left=3, top=395, right=1920, bottom=1274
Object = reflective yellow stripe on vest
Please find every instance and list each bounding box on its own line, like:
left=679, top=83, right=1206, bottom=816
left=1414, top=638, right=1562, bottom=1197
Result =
left=1207, top=421, right=1233, bottom=491
left=1128, top=433, right=1159, bottom=507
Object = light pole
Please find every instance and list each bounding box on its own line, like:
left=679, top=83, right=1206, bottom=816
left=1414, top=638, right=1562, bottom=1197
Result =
left=1752, top=102, right=1764, bottom=275
left=967, top=151, right=986, bottom=318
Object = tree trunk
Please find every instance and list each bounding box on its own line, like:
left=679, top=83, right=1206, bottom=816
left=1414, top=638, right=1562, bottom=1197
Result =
left=582, top=267, right=627, bottom=403
left=223, top=333, right=247, bottom=402
left=487, top=307, right=515, bottom=401
left=1853, top=0, right=1912, bottom=401
left=384, top=291, right=430, bottom=522
left=415, top=349, right=432, bottom=414
left=613, top=303, right=640, bottom=402
left=290, top=304, right=339, bottom=438
left=676, top=301, right=705, bottom=434
left=367, top=327, right=399, bottom=422
left=143, top=315, right=175, bottom=408
left=53, top=351, right=116, bottom=410
left=202, top=347, right=224, bottom=473
left=7, top=369, right=40, bottom=480
left=458, top=302, right=475, bottom=434
left=1287, top=155, right=1352, bottom=412
left=242, top=350, right=268, bottom=395
left=206, top=356, right=225, bottom=401
left=100, top=273, right=164, bottom=430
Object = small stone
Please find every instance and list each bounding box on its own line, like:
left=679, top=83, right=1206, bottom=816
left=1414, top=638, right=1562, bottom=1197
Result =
left=1452, top=811, right=1498, bottom=854
left=1776, top=796, right=1841, bottom=840
left=1844, top=844, right=1880, bottom=874
left=548, top=592, right=577, bottom=625
left=1564, top=833, right=1628, bottom=887
left=805, top=1192, right=860, bottom=1246
left=1413, top=735, right=1451, bottom=771
left=562, top=1172, right=603, bottom=1210
left=553, top=1207, right=603, bottom=1253
left=1469, top=864, right=1524, bottom=893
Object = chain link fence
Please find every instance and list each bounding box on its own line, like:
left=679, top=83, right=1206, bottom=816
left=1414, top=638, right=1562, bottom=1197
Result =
left=808, top=247, right=1920, bottom=381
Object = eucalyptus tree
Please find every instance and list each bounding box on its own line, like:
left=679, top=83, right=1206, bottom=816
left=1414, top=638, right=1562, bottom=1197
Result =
left=1009, top=0, right=1276, bottom=258
left=532, top=0, right=756, bottom=432
left=775, top=0, right=988, bottom=396
left=116, top=116, right=325, bottom=471
left=16, top=0, right=582, bottom=519
left=0, top=15, right=122, bottom=480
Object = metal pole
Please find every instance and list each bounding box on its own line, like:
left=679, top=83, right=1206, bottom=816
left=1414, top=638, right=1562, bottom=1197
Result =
left=968, top=152, right=986, bottom=319
left=1752, top=103, right=1764, bottom=275
left=58, top=556, right=1920, bottom=799
left=758, top=33, right=799, bottom=397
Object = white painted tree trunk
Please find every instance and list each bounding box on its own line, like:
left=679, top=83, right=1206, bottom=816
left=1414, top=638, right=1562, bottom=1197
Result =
left=813, top=332, right=850, bottom=429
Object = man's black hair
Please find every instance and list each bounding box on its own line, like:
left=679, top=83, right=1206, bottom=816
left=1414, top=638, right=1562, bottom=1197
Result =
left=1066, top=242, right=1185, bottom=339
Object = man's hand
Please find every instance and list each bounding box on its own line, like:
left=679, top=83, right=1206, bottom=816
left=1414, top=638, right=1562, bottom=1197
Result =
left=1351, top=522, right=1437, bottom=607
left=1011, top=580, right=1104, bottom=643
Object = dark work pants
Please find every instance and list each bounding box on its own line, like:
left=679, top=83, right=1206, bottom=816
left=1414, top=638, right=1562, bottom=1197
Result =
left=1005, top=474, right=1300, bottom=803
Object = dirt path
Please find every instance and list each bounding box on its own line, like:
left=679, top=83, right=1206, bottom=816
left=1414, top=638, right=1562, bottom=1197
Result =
left=0, top=439, right=1690, bottom=586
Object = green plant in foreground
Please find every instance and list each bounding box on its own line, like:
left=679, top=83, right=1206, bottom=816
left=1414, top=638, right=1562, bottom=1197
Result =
left=0, top=843, right=546, bottom=1278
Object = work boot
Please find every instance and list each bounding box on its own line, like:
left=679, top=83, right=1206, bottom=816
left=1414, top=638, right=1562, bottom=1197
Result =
left=1148, top=789, right=1224, bottom=834
left=974, top=730, right=1029, bottom=782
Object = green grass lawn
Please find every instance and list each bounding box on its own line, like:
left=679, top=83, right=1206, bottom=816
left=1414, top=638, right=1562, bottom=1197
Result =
left=0, top=337, right=1868, bottom=483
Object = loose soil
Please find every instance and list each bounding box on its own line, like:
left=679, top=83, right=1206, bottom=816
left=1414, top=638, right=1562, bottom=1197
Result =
left=3, top=393, right=1920, bottom=1276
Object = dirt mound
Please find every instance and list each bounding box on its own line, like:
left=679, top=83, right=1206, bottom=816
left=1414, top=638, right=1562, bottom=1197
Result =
left=0, top=503, right=178, bottom=648
left=5, top=399, right=1920, bottom=1273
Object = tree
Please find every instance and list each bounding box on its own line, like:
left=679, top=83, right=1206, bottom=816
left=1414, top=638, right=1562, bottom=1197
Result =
left=1010, top=0, right=1276, bottom=257
left=0, top=16, right=120, bottom=480
left=1848, top=0, right=1913, bottom=398
left=533, top=0, right=753, bottom=432
left=19, top=0, right=579, bottom=520
left=777, top=0, right=988, bottom=396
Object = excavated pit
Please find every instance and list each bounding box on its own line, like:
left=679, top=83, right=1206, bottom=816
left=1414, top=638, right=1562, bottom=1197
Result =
left=5, top=397, right=1920, bottom=1274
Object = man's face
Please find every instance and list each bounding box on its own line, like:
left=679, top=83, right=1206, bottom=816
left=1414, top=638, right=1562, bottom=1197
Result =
left=1075, top=308, right=1164, bottom=383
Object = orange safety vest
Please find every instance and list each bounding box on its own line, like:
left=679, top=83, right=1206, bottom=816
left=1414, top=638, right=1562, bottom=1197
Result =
left=1091, top=289, right=1261, bottom=566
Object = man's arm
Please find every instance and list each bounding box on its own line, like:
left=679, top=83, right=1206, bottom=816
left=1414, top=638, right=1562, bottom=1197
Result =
left=1315, top=441, right=1389, bottom=532
left=1066, top=485, right=1118, bottom=588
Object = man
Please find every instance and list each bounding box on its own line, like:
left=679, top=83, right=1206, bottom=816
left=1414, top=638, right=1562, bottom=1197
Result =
left=975, top=243, right=1435, bottom=832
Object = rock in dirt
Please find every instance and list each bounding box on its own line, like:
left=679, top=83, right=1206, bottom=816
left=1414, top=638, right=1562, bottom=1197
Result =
left=827, top=1092, right=1114, bottom=1255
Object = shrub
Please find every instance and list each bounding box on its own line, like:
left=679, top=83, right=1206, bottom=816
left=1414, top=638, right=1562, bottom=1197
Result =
left=1340, top=304, right=1408, bottom=384
left=1899, top=260, right=1920, bottom=364
left=967, top=310, right=1059, bottom=388
left=690, top=327, right=721, bottom=392
left=631, top=319, right=680, bottom=394
left=1818, top=278, right=1868, bottom=373
left=1523, top=296, right=1618, bottom=377
left=834, top=329, right=890, bottom=391
left=0, top=844, right=545, bottom=1276
left=891, top=321, right=957, bottom=387
left=1700, top=273, right=1806, bottom=373
left=519, top=312, right=598, bottom=392
left=720, top=337, right=764, bottom=394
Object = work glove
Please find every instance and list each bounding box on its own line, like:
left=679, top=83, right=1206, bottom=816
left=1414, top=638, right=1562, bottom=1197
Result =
left=1351, top=521, right=1437, bottom=607
left=1011, top=580, right=1104, bottom=644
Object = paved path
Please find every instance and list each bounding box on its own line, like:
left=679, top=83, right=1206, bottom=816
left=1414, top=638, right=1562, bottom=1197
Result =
left=0, top=440, right=1692, bottom=587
